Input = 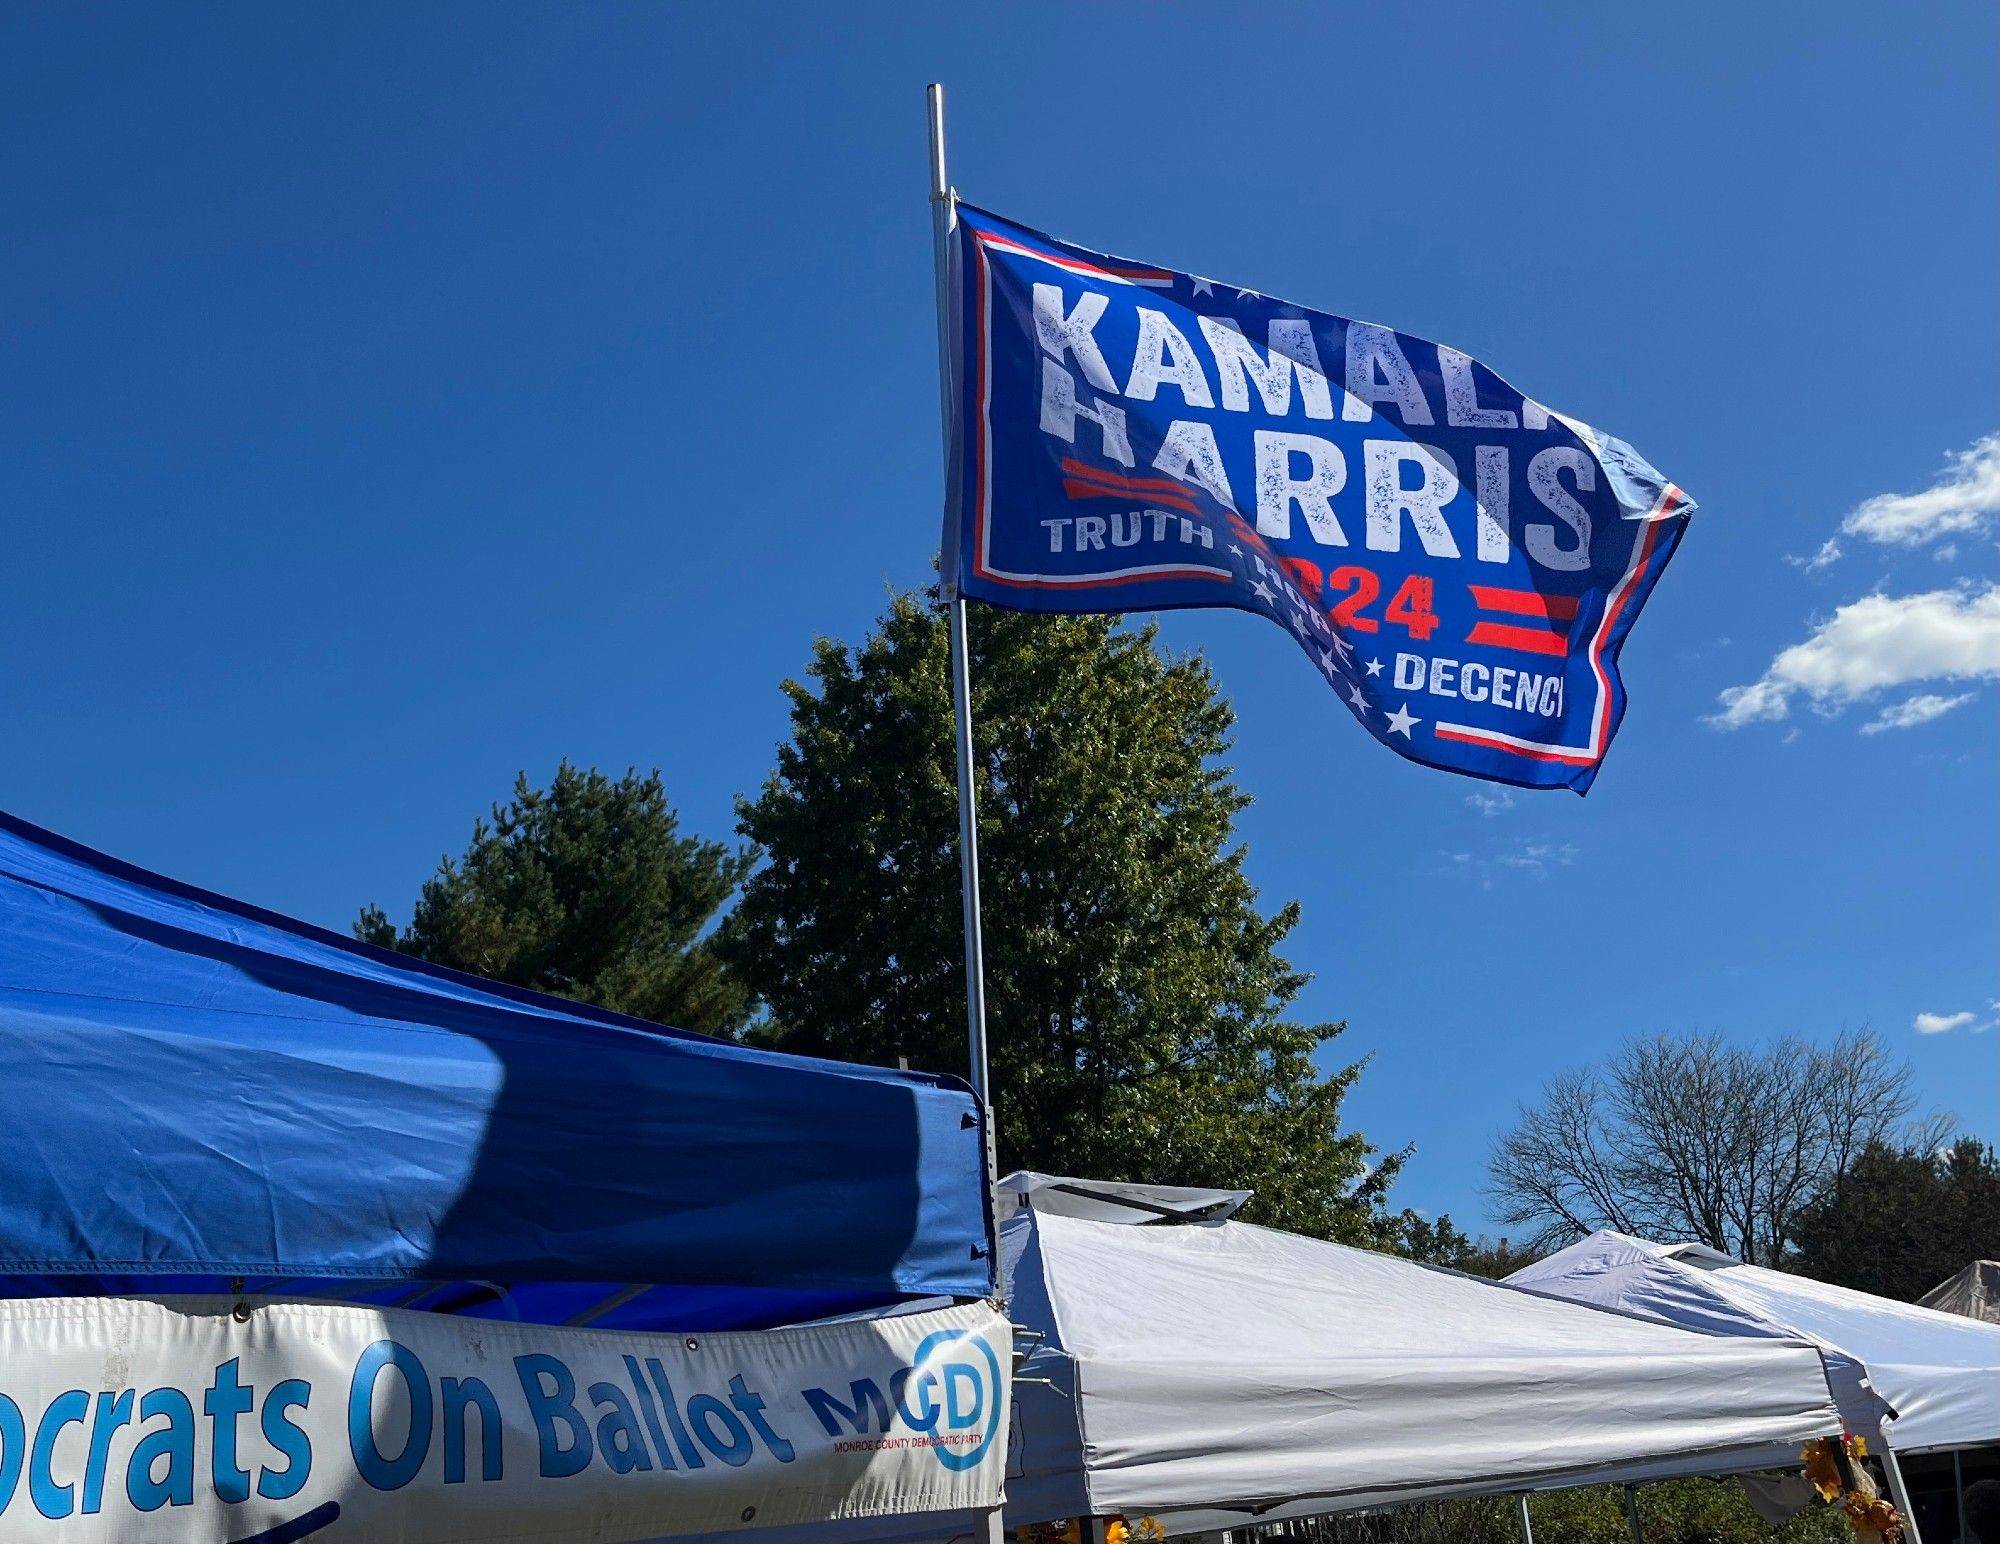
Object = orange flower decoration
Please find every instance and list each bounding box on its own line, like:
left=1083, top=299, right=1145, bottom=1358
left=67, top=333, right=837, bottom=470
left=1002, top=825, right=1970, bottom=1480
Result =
left=1799, top=1436, right=1904, bottom=1544
left=1802, top=1438, right=1845, bottom=1502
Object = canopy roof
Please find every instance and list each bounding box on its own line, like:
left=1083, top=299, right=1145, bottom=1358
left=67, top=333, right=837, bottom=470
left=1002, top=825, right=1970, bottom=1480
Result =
left=1919, top=1260, right=2000, bottom=1325
left=1508, top=1231, right=2000, bottom=1454
left=995, top=1170, right=1252, bottom=1225
left=0, top=811, right=992, bottom=1329
left=1006, top=1206, right=1839, bottom=1529
left=692, top=1179, right=1840, bottom=1544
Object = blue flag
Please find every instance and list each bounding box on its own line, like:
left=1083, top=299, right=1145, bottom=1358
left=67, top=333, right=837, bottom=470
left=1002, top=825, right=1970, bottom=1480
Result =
left=941, top=206, right=1693, bottom=793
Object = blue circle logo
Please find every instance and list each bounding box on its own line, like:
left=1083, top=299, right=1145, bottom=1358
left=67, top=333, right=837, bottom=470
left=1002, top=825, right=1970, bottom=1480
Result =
left=902, top=1328, right=1003, bottom=1472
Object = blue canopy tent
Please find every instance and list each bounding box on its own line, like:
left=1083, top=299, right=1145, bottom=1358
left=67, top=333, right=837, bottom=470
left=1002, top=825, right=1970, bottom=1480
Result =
left=0, top=810, right=993, bottom=1331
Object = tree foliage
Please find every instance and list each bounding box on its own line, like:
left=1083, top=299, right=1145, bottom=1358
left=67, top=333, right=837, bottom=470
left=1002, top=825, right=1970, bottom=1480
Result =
left=720, top=592, right=1413, bottom=1244
left=1487, top=1029, right=1915, bottom=1265
left=1792, top=1136, right=2000, bottom=1300
left=356, top=762, right=753, bottom=1035
left=1402, top=1226, right=1541, bottom=1281
left=1281, top=1477, right=1849, bottom=1544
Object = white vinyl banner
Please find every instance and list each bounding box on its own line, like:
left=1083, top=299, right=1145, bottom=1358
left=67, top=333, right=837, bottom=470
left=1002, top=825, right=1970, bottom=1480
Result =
left=0, top=1296, right=1009, bottom=1543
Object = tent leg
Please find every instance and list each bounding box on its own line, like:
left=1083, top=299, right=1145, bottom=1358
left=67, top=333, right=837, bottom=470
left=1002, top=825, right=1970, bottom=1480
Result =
left=1516, top=1492, right=1536, bottom=1544
left=1881, top=1448, right=1923, bottom=1544
left=972, top=1507, right=1006, bottom=1544
left=1955, top=1449, right=1968, bottom=1544
left=1623, top=1484, right=1645, bottom=1544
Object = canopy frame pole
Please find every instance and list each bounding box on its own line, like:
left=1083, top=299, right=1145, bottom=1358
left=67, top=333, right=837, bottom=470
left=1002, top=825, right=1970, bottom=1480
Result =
left=926, top=82, right=995, bottom=1165
left=1955, top=1448, right=1967, bottom=1544
left=1622, top=1483, right=1644, bottom=1544
left=928, top=80, right=1004, bottom=1544
left=1516, top=1491, right=1536, bottom=1544
left=1880, top=1447, right=1924, bottom=1544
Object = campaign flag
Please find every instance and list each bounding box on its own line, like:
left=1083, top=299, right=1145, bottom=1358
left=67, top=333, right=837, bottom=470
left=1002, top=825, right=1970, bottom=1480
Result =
left=940, top=206, right=1694, bottom=793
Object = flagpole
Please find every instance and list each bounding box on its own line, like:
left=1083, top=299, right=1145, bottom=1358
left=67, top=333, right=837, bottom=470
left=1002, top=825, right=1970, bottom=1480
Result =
left=926, top=84, right=996, bottom=1180
left=929, top=82, right=1007, bottom=1544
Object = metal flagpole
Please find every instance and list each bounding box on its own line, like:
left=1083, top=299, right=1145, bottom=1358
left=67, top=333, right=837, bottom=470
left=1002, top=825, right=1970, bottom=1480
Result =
left=927, top=85, right=1005, bottom=1544
left=926, top=83, right=996, bottom=1164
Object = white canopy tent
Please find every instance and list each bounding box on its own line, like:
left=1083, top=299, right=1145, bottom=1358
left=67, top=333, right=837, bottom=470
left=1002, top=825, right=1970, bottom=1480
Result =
left=1507, top=1232, right=2000, bottom=1457
left=1509, top=1232, right=2000, bottom=1544
left=678, top=1178, right=1843, bottom=1543
left=1920, top=1261, right=2000, bottom=1325
left=1003, top=1192, right=1842, bottom=1533
left=997, top=1169, right=1254, bottom=1226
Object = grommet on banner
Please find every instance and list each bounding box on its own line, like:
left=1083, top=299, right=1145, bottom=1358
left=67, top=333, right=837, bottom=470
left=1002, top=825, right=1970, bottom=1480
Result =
left=741, top=1507, right=757, bottom=1523
left=232, top=1299, right=252, bottom=1323
left=685, top=1336, right=700, bottom=1352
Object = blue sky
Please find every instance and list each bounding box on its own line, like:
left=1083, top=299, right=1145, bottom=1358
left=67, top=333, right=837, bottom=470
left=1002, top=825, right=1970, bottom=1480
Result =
left=4, top=3, right=1994, bottom=1235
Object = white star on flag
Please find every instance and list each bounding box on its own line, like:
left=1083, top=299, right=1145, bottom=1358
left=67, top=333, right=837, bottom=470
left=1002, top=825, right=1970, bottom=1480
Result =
left=1190, top=277, right=1214, bottom=297
left=1365, top=658, right=1384, bottom=677
left=1317, top=646, right=1339, bottom=675
left=1236, top=286, right=1260, bottom=299
left=1384, top=703, right=1420, bottom=738
left=1250, top=579, right=1276, bottom=603
left=1348, top=684, right=1368, bottom=711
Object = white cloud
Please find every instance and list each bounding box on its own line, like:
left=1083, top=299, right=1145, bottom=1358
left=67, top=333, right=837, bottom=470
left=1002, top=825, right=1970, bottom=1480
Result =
left=1712, top=678, right=1792, bottom=727
left=1842, top=434, right=2000, bottom=547
left=1466, top=790, right=1515, bottom=817
left=1860, top=692, right=1974, bottom=734
left=1786, top=538, right=1843, bottom=572
left=1915, top=1010, right=1977, bottom=1036
left=1441, top=838, right=1577, bottom=888
left=1710, top=583, right=2000, bottom=728
left=1496, top=840, right=1577, bottom=874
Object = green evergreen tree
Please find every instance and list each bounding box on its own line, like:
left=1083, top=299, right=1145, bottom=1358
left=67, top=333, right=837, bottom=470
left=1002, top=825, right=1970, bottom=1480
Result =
left=1792, top=1136, right=2000, bottom=1300
left=1396, top=1220, right=1540, bottom=1280
left=720, top=591, right=1417, bottom=1244
left=357, top=762, right=752, bottom=1035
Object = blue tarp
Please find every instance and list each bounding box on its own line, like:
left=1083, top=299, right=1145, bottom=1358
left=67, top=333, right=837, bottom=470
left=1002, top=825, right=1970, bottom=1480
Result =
left=0, top=811, right=993, bottom=1329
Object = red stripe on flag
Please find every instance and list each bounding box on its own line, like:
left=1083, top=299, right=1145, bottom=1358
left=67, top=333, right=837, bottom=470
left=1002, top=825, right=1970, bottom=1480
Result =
left=1467, top=585, right=1580, bottom=622
left=1059, top=458, right=1198, bottom=498
left=1467, top=620, right=1569, bottom=657
left=1433, top=725, right=1598, bottom=765
left=1063, top=480, right=1199, bottom=515
left=1225, top=512, right=1278, bottom=556
left=990, top=567, right=1235, bottom=591
left=975, top=232, right=1174, bottom=283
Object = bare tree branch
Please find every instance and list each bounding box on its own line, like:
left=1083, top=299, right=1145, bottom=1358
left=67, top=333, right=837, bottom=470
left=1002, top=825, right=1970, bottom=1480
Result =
left=1486, top=1029, right=1919, bottom=1264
